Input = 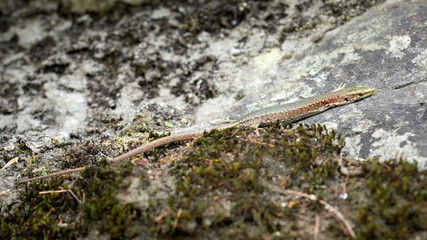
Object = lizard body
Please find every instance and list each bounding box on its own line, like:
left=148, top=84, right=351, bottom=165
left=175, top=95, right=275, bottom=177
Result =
left=112, top=85, right=374, bottom=161
left=19, top=85, right=374, bottom=183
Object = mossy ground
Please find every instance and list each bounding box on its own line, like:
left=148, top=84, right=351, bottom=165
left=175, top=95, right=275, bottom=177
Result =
left=1, top=123, right=426, bottom=239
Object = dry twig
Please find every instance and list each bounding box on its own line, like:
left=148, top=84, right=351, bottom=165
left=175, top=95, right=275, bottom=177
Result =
left=276, top=189, right=356, bottom=239
left=39, top=188, right=82, bottom=204
left=19, top=167, right=85, bottom=183
left=1, top=157, right=19, bottom=171
left=173, top=208, right=183, bottom=228
left=314, top=214, right=320, bottom=240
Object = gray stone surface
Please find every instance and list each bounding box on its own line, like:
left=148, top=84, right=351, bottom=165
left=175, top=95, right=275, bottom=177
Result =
left=191, top=0, right=426, bottom=166
left=296, top=0, right=427, bottom=166
left=0, top=0, right=425, bottom=201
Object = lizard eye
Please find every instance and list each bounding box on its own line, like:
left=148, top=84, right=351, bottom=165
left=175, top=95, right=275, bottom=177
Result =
left=344, top=97, right=349, bottom=102
left=321, top=100, right=328, bottom=104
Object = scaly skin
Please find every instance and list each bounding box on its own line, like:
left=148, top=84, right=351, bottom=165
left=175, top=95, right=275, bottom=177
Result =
left=19, top=85, right=374, bottom=183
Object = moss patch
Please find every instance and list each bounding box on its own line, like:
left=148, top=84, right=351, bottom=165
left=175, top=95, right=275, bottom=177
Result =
left=1, top=162, right=146, bottom=239
left=350, top=158, right=427, bottom=239
left=3, top=123, right=426, bottom=239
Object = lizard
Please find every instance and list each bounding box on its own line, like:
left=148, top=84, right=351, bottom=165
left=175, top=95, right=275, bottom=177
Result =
left=18, top=85, right=375, bottom=183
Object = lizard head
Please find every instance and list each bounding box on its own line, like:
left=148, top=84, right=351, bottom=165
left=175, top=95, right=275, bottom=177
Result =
left=324, top=85, right=375, bottom=107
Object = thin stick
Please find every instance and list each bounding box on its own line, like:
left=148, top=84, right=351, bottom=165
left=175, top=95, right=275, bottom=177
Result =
left=319, top=199, right=356, bottom=239
left=39, top=189, right=68, bottom=194
left=314, top=214, right=320, bottom=240
left=277, top=189, right=356, bottom=239
left=1, top=157, right=19, bottom=171
left=173, top=208, right=183, bottom=228
left=67, top=189, right=83, bottom=204
left=18, top=167, right=85, bottom=184
left=39, top=188, right=82, bottom=204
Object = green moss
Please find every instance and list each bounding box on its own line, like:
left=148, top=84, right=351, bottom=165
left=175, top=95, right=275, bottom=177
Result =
left=2, top=178, right=76, bottom=239
left=77, top=162, right=139, bottom=238
left=142, top=123, right=346, bottom=238
left=3, top=162, right=146, bottom=239
left=142, top=123, right=425, bottom=239
left=349, top=158, right=427, bottom=239
left=4, top=123, right=426, bottom=239
left=0, top=218, right=11, bottom=239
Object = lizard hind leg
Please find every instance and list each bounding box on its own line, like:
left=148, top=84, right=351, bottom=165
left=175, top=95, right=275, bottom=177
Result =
left=239, top=118, right=262, bottom=128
